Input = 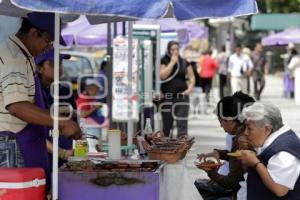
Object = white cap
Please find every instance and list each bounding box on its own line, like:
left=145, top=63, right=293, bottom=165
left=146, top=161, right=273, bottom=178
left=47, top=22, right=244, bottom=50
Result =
left=85, top=78, right=102, bottom=89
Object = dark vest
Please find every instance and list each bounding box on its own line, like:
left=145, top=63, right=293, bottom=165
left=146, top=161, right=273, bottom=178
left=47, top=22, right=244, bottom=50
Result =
left=247, top=130, right=300, bottom=200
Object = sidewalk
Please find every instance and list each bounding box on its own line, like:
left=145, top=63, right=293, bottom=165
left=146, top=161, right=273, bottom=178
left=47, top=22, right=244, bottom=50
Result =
left=186, top=74, right=300, bottom=180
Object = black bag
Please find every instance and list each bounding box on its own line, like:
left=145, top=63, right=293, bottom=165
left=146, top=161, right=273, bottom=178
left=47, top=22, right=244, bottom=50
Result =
left=194, top=179, right=233, bottom=200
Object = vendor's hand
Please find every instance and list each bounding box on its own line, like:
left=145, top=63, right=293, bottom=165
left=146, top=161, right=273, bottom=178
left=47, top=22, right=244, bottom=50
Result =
left=59, top=120, right=82, bottom=140
left=58, top=149, right=74, bottom=160
left=66, top=149, right=74, bottom=159
left=239, top=150, right=259, bottom=167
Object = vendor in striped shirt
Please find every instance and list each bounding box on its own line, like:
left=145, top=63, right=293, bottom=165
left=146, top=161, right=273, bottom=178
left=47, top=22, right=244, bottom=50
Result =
left=0, top=12, right=81, bottom=190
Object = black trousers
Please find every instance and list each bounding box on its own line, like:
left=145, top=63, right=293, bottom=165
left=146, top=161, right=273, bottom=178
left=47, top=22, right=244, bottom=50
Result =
left=160, top=94, right=189, bottom=137
left=253, top=74, right=265, bottom=100
left=247, top=76, right=251, bottom=94
left=219, top=74, right=227, bottom=99
left=201, top=78, right=213, bottom=102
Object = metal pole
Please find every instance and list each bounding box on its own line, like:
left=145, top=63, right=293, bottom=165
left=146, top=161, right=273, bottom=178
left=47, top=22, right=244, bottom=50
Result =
left=155, top=30, right=160, bottom=94
left=122, top=21, right=126, bottom=36
left=107, top=23, right=113, bottom=128
left=113, top=22, right=117, bottom=37
left=154, top=28, right=161, bottom=132
left=140, top=43, right=145, bottom=135
left=127, top=21, right=133, bottom=147
left=52, top=13, right=60, bottom=200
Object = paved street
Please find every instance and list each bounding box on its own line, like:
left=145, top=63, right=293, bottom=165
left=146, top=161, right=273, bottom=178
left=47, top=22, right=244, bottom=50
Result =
left=185, top=74, right=300, bottom=180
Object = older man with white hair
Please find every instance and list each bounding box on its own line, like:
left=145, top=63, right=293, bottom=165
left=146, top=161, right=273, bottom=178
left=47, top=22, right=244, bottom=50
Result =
left=239, top=102, right=300, bottom=200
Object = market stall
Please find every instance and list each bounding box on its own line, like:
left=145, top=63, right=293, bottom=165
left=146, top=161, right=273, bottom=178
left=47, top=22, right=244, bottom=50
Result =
left=0, top=1, right=258, bottom=200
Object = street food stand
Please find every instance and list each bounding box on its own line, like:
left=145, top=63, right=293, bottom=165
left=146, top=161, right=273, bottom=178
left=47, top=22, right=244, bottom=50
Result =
left=0, top=1, right=258, bottom=199
left=57, top=135, right=200, bottom=200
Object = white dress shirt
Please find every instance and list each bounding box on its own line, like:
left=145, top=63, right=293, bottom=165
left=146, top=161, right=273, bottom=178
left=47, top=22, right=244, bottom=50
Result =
left=228, top=53, right=253, bottom=77
left=288, top=56, right=300, bottom=77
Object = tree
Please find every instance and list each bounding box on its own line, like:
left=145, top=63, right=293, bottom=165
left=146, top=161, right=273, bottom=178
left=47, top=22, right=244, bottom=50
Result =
left=257, top=0, right=300, bottom=13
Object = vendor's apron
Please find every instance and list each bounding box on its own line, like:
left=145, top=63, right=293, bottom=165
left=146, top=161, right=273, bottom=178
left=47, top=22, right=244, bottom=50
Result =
left=0, top=74, right=49, bottom=170
left=0, top=38, right=49, bottom=188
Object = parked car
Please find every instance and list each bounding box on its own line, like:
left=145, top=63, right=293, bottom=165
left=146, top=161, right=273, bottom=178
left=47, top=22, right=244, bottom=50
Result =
left=61, top=50, right=105, bottom=97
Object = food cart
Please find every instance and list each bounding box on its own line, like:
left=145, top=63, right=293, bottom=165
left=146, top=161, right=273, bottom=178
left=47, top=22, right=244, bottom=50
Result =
left=0, top=1, right=258, bottom=200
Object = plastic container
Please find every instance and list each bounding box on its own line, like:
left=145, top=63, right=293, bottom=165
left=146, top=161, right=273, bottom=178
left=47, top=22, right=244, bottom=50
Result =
left=108, top=129, right=121, bottom=159
left=74, top=139, right=89, bottom=157
left=0, top=168, right=45, bottom=200
left=143, top=118, right=153, bottom=136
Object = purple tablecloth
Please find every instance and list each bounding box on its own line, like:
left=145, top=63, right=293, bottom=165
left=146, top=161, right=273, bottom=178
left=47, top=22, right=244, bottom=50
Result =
left=59, top=171, right=160, bottom=200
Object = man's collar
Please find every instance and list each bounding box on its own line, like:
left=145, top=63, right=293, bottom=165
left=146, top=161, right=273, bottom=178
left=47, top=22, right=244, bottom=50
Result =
left=256, top=124, right=291, bottom=155
left=9, top=35, right=33, bottom=58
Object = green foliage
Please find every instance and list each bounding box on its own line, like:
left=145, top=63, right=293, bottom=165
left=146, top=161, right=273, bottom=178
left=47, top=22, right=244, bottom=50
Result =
left=257, top=0, right=300, bottom=13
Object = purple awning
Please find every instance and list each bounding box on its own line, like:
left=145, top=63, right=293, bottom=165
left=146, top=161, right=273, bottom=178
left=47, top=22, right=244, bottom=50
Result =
left=262, top=29, right=300, bottom=46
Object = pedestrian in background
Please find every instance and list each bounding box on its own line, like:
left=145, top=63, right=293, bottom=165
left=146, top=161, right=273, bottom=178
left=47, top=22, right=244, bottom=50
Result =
left=251, top=43, right=267, bottom=100
left=160, top=41, right=195, bottom=137
left=190, top=61, right=202, bottom=114
left=288, top=49, right=300, bottom=104
left=242, top=47, right=252, bottom=95
left=228, top=44, right=253, bottom=94
left=217, top=46, right=230, bottom=99
left=283, top=43, right=296, bottom=98
left=199, top=49, right=219, bottom=102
